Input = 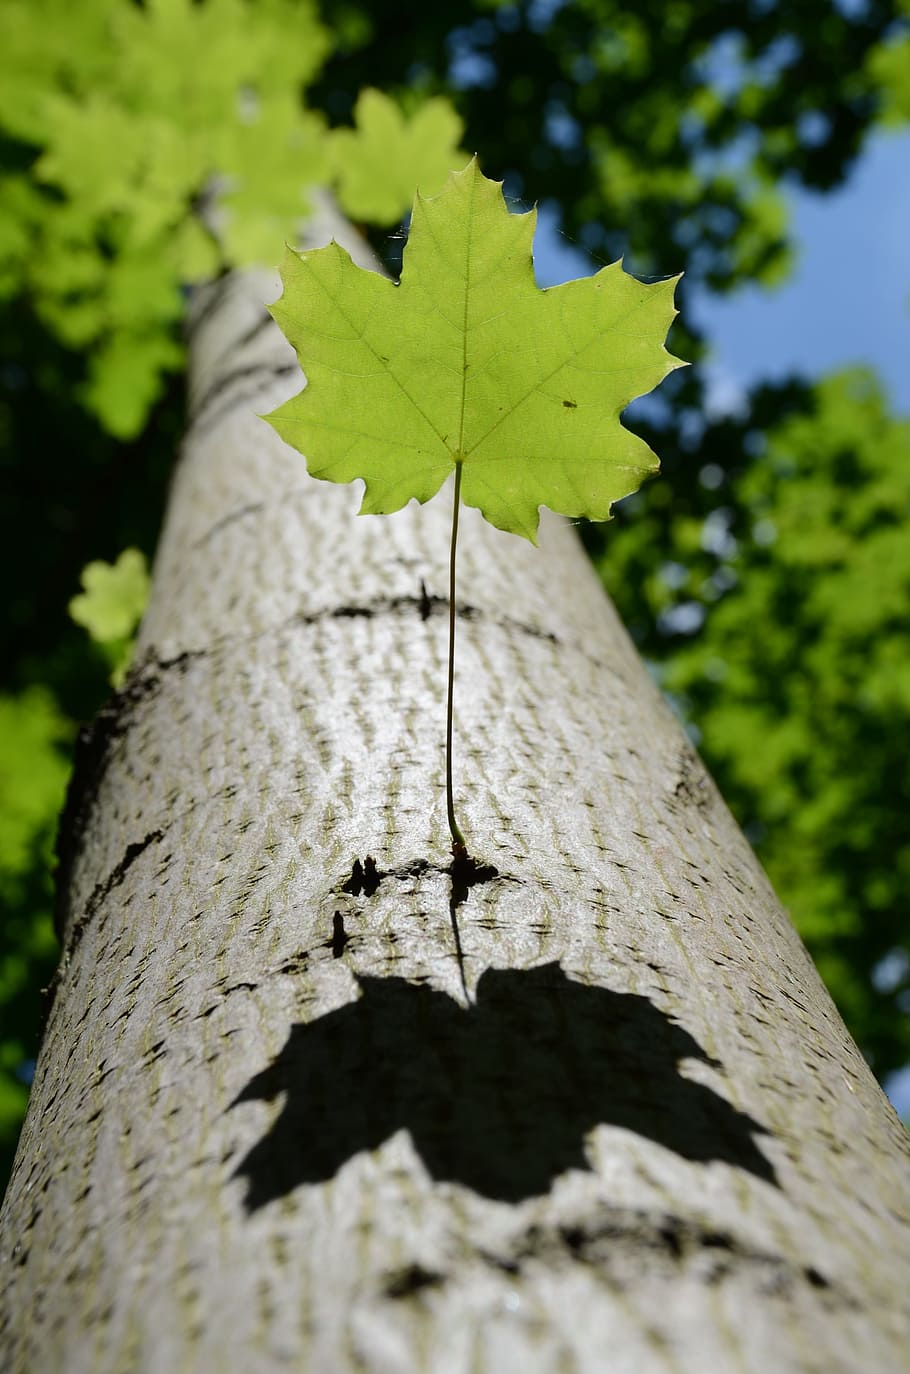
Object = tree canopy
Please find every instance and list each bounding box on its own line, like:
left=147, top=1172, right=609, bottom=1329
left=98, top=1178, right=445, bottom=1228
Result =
left=2, top=0, right=908, bottom=1189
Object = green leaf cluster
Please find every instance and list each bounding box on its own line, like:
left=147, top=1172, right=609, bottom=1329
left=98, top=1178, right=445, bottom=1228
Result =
left=0, top=0, right=465, bottom=436
left=69, top=548, right=150, bottom=686
left=0, top=688, right=72, bottom=882
left=868, top=1, right=910, bottom=123
left=330, top=89, right=465, bottom=226
left=0, top=688, right=71, bottom=1160
left=321, top=0, right=902, bottom=298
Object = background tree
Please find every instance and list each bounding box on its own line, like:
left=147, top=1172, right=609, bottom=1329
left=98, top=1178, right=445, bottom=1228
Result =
left=1, top=0, right=908, bottom=1191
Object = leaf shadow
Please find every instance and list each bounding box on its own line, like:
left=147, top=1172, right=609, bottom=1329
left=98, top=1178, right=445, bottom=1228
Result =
left=231, top=963, right=777, bottom=1211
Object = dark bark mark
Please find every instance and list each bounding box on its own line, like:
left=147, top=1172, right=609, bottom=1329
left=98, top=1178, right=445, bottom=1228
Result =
left=153, top=649, right=200, bottom=674
left=54, top=672, right=159, bottom=939
left=232, top=314, right=274, bottom=353
left=80, top=829, right=167, bottom=936
left=338, top=854, right=507, bottom=905
left=382, top=1264, right=445, bottom=1300
left=192, top=501, right=265, bottom=550
left=189, top=304, right=274, bottom=385
left=190, top=359, right=292, bottom=419
left=673, top=745, right=712, bottom=810
left=342, top=856, right=380, bottom=898
left=331, top=912, right=349, bottom=959
left=362, top=856, right=380, bottom=896
left=449, top=852, right=501, bottom=1002
left=337, top=852, right=507, bottom=1001
left=54, top=653, right=198, bottom=942
left=298, top=594, right=559, bottom=647
left=276, top=951, right=311, bottom=977
left=339, top=855, right=424, bottom=896
left=191, top=981, right=261, bottom=1021
left=46, top=827, right=167, bottom=1018
left=187, top=362, right=298, bottom=437
left=232, top=964, right=778, bottom=1211
left=450, top=852, right=500, bottom=910
left=484, top=1205, right=849, bottom=1307
left=184, top=272, right=235, bottom=338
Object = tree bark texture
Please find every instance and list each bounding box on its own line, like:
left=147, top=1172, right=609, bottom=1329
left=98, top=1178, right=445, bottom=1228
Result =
left=2, top=221, right=909, bottom=1372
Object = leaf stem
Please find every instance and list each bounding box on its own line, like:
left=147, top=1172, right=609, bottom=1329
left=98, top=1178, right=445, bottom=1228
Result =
left=446, top=460, right=466, bottom=853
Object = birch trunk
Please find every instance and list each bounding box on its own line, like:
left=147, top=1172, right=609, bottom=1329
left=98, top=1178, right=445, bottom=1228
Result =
left=2, top=216, right=909, bottom=1372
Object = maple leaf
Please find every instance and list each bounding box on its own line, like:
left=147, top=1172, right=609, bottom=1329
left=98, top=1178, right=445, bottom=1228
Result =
left=266, top=158, right=684, bottom=542
left=68, top=548, right=149, bottom=643
left=329, top=89, right=465, bottom=226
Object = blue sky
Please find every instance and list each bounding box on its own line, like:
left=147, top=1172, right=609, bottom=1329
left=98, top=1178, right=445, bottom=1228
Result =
left=694, top=129, right=910, bottom=417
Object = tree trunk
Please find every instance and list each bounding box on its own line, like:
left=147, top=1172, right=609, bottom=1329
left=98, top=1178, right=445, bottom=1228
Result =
left=2, top=215, right=909, bottom=1372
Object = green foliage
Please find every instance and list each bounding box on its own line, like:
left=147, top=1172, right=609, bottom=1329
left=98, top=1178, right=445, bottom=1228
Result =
left=0, top=902, right=57, bottom=1153
left=594, top=371, right=910, bottom=1074
left=330, top=89, right=466, bottom=225
left=0, top=688, right=72, bottom=881
left=267, top=160, right=682, bottom=541
left=0, top=0, right=464, bottom=436
left=0, top=689, right=70, bottom=1168
left=318, top=0, right=901, bottom=294
left=868, top=1, right=910, bottom=123
left=69, top=548, right=150, bottom=685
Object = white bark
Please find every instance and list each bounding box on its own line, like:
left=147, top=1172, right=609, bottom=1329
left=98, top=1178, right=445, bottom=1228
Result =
left=1, top=216, right=909, bottom=1373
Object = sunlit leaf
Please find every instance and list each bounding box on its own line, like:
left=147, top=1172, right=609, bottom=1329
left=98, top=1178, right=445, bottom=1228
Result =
left=267, top=159, right=684, bottom=542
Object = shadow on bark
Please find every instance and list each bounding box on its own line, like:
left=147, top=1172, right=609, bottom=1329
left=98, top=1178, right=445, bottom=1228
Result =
left=231, top=963, right=777, bottom=1211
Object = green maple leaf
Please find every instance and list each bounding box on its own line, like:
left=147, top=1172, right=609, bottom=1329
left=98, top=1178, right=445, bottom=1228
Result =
left=69, top=547, right=151, bottom=685
left=266, top=158, right=684, bottom=859
left=69, top=547, right=150, bottom=643
left=266, top=158, right=684, bottom=542
left=330, top=88, right=465, bottom=226
left=0, top=687, right=72, bottom=881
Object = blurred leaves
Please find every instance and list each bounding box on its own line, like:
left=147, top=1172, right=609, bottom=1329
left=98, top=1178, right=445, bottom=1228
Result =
left=0, top=689, right=70, bottom=1164
left=0, top=0, right=463, bottom=436
left=315, top=0, right=901, bottom=291
left=330, top=89, right=466, bottom=223
left=868, top=0, right=910, bottom=123
left=69, top=548, right=150, bottom=685
left=0, top=688, right=72, bottom=882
